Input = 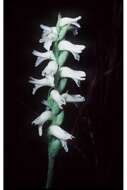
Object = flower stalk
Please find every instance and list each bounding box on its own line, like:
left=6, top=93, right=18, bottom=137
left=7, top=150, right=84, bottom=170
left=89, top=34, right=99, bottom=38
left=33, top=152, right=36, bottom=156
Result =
left=29, top=14, right=86, bottom=188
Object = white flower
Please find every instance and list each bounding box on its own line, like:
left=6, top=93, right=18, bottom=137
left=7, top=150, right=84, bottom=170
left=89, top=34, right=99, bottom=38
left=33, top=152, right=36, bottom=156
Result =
left=29, top=75, right=55, bottom=94
left=62, top=93, right=85, bottom=103
left=32, top=50, right=55, bottom=67
left=50, top=89, right=66, bottom=109
left=41, top=60, right=58, bottom=76
left=58, top=15, right=81, bottom=28
left=32, top=110, right=53, bottom=136
left=58, top=40, right=85, bottom=61
left=60, top=66, right=86, bottom=87
left=39, top=25, right=58, bottom=50
left=48, top=125, right=75, bottom=152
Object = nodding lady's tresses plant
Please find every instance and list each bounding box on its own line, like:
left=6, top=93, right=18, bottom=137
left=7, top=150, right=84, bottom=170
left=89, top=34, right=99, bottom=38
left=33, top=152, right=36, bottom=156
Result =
left=29, top=14, right=86, bottom=188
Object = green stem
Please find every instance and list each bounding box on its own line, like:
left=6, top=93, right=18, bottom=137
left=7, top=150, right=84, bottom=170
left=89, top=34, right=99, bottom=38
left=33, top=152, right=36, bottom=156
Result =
left=45, top=138, right=61, bottom=188
left=45, top=156, right=55, bottom=188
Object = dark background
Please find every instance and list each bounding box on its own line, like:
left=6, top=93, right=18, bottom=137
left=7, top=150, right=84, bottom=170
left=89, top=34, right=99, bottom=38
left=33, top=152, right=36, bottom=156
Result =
left=5, top=0, right=123, bottom=189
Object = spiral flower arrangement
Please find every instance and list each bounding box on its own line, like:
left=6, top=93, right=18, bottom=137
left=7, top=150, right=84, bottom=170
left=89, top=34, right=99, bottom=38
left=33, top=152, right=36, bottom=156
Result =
left=29, top=14, right=86, bottom=188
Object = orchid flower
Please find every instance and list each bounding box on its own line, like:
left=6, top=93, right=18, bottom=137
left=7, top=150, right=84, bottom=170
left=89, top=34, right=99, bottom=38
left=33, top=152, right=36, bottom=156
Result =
left=39, top=25, right=58, bottom=51
left=41, top=60, right=58, bottom=76
left=58, top=40, right=85, bottom=61
left=57, top=15, right=81, bottom=28
left=50, top=89, right=66, bottom=109
left=29, top=75, right=55, bottom=94
left=32, top=50, right=55, bottom=67
left=32, top=110, right=53, bottom=136
left=60, top=66, right=86, bottom=87
left=48, top=125, right=74, bottom=152
left=62, top=93, right=85, bottom=103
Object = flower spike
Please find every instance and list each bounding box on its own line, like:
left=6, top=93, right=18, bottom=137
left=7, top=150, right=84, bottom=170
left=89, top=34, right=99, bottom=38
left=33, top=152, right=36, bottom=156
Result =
left=29, top=14, right=87, bottom=188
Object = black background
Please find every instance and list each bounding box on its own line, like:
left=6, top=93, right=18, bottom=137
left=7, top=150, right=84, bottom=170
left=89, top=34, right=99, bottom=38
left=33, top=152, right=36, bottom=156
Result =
left=5, top=0, right=123, bottom=189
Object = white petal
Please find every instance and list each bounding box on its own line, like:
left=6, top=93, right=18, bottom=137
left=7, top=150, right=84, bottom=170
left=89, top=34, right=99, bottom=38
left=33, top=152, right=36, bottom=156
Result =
left=40, top=24, right=51, bottom=31
left=73, top=78, right=80, bottom=87
left=72, top=22, right=80, bottom=28
left=35, top=57, right=46, bottom=67
left=29, top=77, right=46, bottom=85
left=58, top=13, right=62, bottom=20
left=32, top=84, right=42, bottom=94
left=71, top=52, right=80, bottom=61
left=32, top=50, right=44, bottom=57
left=38, top=126, right=43, bottom=136
left=60, top=140, right=69, bottom=152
